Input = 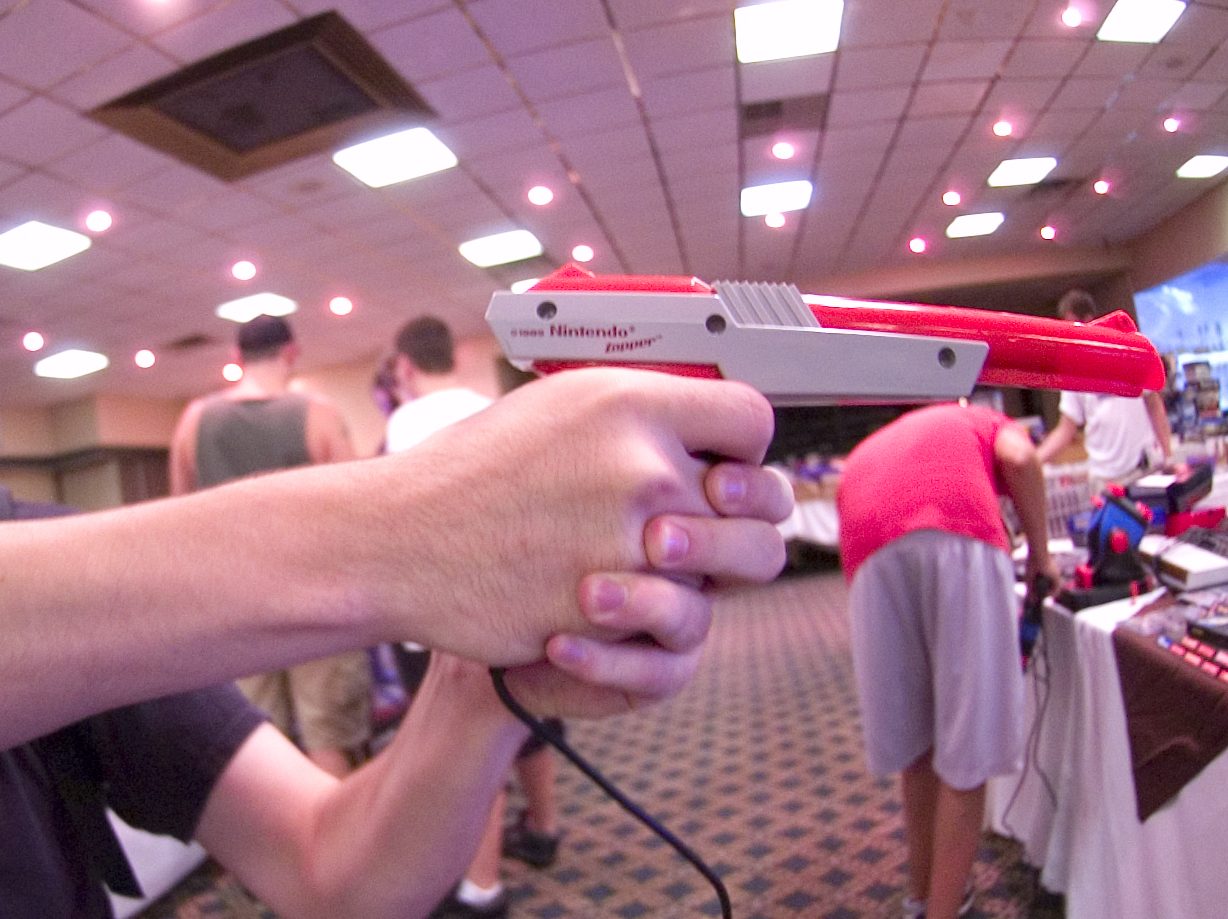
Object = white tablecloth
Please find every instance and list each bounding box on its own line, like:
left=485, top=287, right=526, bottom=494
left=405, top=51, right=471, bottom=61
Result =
left=987, top=590, right=1228, bottom=919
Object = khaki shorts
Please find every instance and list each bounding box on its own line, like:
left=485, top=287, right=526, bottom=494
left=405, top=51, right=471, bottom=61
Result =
left=237, top=650, right=372, bottom=753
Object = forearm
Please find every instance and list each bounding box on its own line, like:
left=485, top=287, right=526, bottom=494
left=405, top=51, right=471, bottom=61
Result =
left=215, top=657, right=529, bottom=919
left=0, top=465, right=406, bottom=746
left=1144, top=391, right=1172, bottom=458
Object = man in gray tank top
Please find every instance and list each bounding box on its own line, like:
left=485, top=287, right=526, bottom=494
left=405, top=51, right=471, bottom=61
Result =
left=169, top=315, right=371, bottom=777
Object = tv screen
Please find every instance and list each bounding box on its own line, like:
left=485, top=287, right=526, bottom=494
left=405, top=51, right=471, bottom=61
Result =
left=1135, top=259, right=1228, bottom=411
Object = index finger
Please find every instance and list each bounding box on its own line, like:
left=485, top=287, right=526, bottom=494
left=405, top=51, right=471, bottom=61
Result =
left=650, top=375, right=776, bottom=464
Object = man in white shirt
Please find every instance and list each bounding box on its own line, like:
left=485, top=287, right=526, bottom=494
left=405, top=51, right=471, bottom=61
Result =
left=1036, top=290, right=1171, bottom=487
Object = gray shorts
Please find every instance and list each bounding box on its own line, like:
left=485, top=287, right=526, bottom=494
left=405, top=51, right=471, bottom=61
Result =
left=847, top=529, right=1024, bottom=790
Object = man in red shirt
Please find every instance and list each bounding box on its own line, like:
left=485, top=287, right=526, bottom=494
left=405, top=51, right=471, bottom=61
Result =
left=838, top=403, right=1059, bottom=919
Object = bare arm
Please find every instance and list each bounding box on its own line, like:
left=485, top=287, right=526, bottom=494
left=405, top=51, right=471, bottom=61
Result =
left=995, top=423, right=1060, bottom=588
left=0, top=369, right=792, bottom=747
left=168, top=399, right=204, bottom=495
left=195, top=522, right=745, bottom=919
left=1034, top=412, right=1078, bottom=466
left=306, top=398, right=356, bottom=464
left=1143, top=390, right=1172, bottom=461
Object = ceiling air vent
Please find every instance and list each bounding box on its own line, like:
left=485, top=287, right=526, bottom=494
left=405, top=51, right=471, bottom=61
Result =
left=740, top=93, right=828, bottom=138
left=163, top=333, right=216, bottom=351
left=90, top=12, right=435, bottom=181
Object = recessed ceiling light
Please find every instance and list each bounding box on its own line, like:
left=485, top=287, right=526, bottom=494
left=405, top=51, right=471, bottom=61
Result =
left=571, top=244, right=595, bottom=263
left=1093, top=179, right=1111, bottom=194
left=458, top=229, right=543, bottom=267
left=231, top=259, right=257, bottom=281
left=908, top=237, right=927, bottom=253
left=1097, top=0, right=1186, bottom=43
left=215, top=292, right=298, bottom=323
left=527, top=185, right=554, bottom=206
left=1040, top=225, right=1058, bottom=240
left=1163, top=116, right=1181, bottom=133
left=332, top=127, right=458, bottom=188
left=84, top=210, right=113, bottom=233
left=771, top=141, right=795, bottom=160
left=22, top=331, right=45, bottom=352
left=986, top=157, right=1057, bottom=187
left=1177, top=155, right=1228, bottom=178
left=1061, top=4, right=1084, bottom=28
left=765, top=212, right=786, bottom=228
left=740, top=179, right=813, bottom=216
left=223, top=363, right=243, bottom=382
left=0, top=220, right=91, bottom=271
left=34, top=348, right=109, bottom=380
left=992, top=120, right=1013, bottom=137
left=734, top=0, right=844, bottom=63
left=945, top=212, right=1005, bottom=238
left=329, top=296, right=354, bottom=316
left=942, top=190, right=961, bottom=206
left=134, top=349, right=156, bottom=369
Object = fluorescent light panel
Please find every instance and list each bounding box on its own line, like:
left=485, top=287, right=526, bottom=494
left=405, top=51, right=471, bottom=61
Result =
left=740, top=179, right=813, bottom=216
left=458, top=230, right=543, bottom=268
left=0, top=220, right=91, bottom=271
left=734, top=0, right=844, bottom=63
left=946, top=212, right=1005, bottom=238
left=332, top=127, right=458, bottom=188
left=34, top=349, right=109, bottom=379
left=1097, top=0, right=1186, bottom=43
left=215, top=292, right=298, bottom=324
left=987, top=156, right=1057, bottom=187
left=1176, top=155, right=1228, bottom=178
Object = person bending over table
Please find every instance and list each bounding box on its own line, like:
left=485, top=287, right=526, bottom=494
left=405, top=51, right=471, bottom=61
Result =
left=838, top=402, right=1059, bottom=919
left=0, top=368, right=793, bottom=919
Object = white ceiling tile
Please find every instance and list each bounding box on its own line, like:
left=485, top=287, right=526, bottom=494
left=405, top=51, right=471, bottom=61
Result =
left=0, top=170, right=99, bottom=226
left=982, top=78, right=1063, bottom=115
left=151, top=0, right=296, bottom=63
left=50, top=44, right=179, bottom=111
left=836, top=45, right=928, bottom=91
left=0, top=76, right=32, bottom=114
left=45, top=133, right=175, bottom=193
left=0, top=97, right=109, bottom=166
left=1112, top=78, right=1184, bottom=113
left=1075, top=43, right=1150, bottom=79
left=112, top=165, right=231, bottom=216
left=639, top=65, right=736, bottom=119
left=418, top=66, right=522, bottom=123
left=650, top=108, right=738, bottom=152
left=436, top=107, right=543, bottom=159
left=1164, top=81, right=1228, bottom=111
left=503, top=37, right=627, bottom=104
left=285, top=0, right=450, bottom=32
left=468, top=0, right=609, bottom=59
left=922, top=40, right=1013, bottom=82
left=738, top=55, right=834, bottom=105
left=895, top=114, right=971, bottom=150
left=1002, top=39, right=1085, bottom=80
left=369, top=7, right=492, bottom=84
left=535, top=86, right=642, bottom=140
left=826, top=86, right=911, bottom=128
left=1050, top=77, right=1125, bottom=111
left=842, top=0, right=945, bottom=48
left=73, top=0, right=229, bottom=39
left=908, top=80, right=987, bottom=117
left=622, top=17, right=734, bottom=81
left=607, top=0, right=733, bottom=31
left=0, top=0, right=133, bottom=89
left=937, top=1, right=1033, bottom=40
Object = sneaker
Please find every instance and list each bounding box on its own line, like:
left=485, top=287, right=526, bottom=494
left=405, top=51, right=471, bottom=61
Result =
left=428, top=887, right=509, bottom=919
left=901, top=883, right=975, bottom=918
left=501, top=814, right=560, bottom=868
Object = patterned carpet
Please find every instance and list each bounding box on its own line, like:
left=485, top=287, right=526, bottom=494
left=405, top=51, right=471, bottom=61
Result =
left=142, top=561, right=1060, bottom=919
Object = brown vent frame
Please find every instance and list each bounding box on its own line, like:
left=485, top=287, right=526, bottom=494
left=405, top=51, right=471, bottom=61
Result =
left=90, top=13, right=435, bottom=181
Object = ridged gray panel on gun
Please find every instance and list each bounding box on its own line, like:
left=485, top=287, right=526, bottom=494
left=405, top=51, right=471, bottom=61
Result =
left=713, top=281, right=819, bottom=328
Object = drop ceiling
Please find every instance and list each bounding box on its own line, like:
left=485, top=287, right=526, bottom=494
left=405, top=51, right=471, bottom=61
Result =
left=1, top=0, right=1227, bottom=407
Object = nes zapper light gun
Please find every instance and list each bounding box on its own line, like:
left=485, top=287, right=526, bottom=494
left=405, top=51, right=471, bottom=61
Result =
left=485, top=264, right=1165, bottom=404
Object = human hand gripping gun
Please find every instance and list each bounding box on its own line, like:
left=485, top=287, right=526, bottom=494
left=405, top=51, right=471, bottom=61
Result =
left=483, top=263, right=1165, bottom=919
left=485, top=263, right=1165, bottom=402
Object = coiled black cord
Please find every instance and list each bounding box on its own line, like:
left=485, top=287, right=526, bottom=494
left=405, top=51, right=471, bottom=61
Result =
left=489, top=667, right=733, bottom=919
